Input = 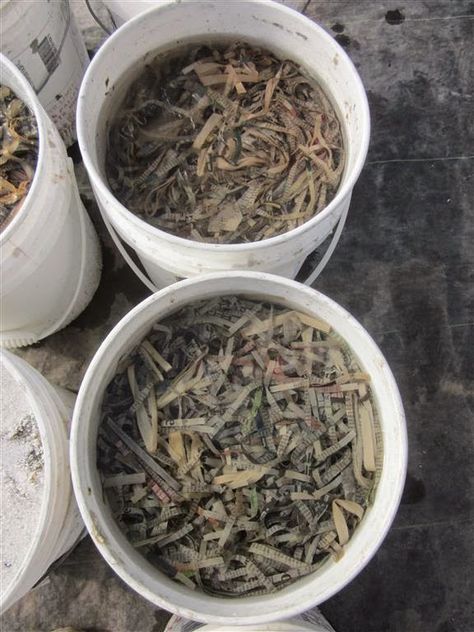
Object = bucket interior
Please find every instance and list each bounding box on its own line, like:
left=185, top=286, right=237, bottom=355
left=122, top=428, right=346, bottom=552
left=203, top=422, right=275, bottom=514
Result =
left=0, top=56, right=45, bottom=240
left=74, top=275, right=405, bottom=623
left=80, top=1, right=368, bottom=214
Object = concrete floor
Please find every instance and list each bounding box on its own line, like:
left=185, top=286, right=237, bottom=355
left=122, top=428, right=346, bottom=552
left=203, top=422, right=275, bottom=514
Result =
left=1, top=1, right=473, bottom=631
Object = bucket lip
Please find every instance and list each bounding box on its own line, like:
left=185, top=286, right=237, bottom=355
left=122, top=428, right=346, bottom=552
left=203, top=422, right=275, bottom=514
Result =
left=71, top=271, right=407, bottom=624
left=0, top=54, right=47, bottom=245
left=77, top=0, right=371, bottom=253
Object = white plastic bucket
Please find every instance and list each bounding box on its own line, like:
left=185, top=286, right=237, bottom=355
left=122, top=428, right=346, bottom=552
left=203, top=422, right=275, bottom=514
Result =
left=103, top=0, right=309, bottom=27
left=0, top=0, right=89, bottom=146
left=71, top=271, right=407, bottom=626
left=0, top=349, right=84, bottom=614
left=77, top=0, right=370, bottom=289
left=0, top=54, right=102, bottom=349
left=165, top=608, right=336, bottom=631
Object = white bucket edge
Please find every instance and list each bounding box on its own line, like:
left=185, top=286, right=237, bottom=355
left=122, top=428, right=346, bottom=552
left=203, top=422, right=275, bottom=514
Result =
left=0, top=54, right=102, bottom=348
left=0, top=351, right=83, bottom=614
left=77, top=0, right=370, bottom=283
left=71, top=271, right=407, bottom=626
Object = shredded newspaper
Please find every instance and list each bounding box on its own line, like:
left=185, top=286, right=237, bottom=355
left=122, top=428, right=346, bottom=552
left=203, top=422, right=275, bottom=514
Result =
left=106, top=42, right=344, bottom=243
left=98, top=297, right=382, bottom=596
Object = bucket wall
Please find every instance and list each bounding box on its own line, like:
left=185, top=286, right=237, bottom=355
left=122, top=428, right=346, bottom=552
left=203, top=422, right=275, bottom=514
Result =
left=0, top=55, right=102, bottom=348
left=0, top=350, right=84, bottom=614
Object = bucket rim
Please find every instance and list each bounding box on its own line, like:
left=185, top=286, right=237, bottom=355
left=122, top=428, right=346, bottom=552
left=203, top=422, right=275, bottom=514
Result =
left=71, top=271, right=407, bottom=625
left=77, top=0, right=371, bottom=254
left=0, top=54, right=48, bottom=245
